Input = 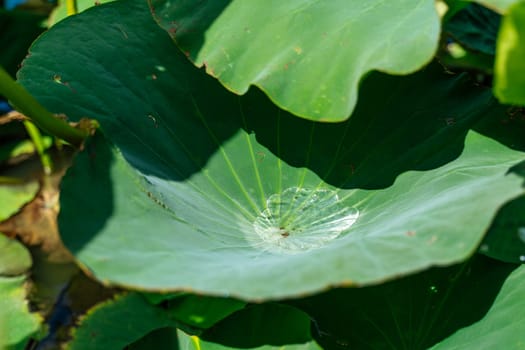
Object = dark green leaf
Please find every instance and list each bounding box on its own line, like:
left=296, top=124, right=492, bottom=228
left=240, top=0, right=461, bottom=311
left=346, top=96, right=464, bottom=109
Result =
left=127, top=327, right=179, bottom=350
left=202, top=303, right=311, bottom=347
left=431, top=263, right=525, bottom=349
left=290, top=255, right=519, bottom=349
left=480, top=194, right=525, bottom=263
left=66, top=293, right=177, bottom=350
left=178, top=330, right=321, bottom=350
left=168, top=295, right=246, bottom=329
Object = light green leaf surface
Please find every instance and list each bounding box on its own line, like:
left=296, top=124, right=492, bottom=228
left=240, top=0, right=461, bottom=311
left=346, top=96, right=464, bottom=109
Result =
left=0, top=234, right=32, bottom=276
left=0, top=182, right=38, bottom=222
left=18, top=0, right=525, bottom=300
left=150, top=0, right=440, bottom=121
left=494, top=1, right=525, bottom=105
left=0, top=236, right=41, bottom=350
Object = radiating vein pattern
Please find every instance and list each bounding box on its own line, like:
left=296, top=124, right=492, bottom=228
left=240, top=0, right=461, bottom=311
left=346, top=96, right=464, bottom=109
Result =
left=249, top=187, right=359, bottom=253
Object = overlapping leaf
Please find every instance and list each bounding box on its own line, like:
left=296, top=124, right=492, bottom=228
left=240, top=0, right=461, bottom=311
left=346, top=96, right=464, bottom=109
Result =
left=431, top=263, right=525, bottom=349
left=150, top=0, right=440, bottom=121
left=18, top=0, right=525, bottom=300
left=66, top=293, right=176, bottom=350
left=291, top=255, right=521, bottom=349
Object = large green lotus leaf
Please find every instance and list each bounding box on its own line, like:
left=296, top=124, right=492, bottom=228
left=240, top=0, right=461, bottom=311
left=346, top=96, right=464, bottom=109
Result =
left=66, top=293, right=176, bottom=350
left=0, top=182, right=38, bottom=221
left=149, top=0, right=440, bottom=122
left=290, top=255, right=519, bottom=349
left=18, top=0, right=525, bottom=300
left=431, top=263, right=525, bottom=349
left=494, top=1, right=525, bottom=105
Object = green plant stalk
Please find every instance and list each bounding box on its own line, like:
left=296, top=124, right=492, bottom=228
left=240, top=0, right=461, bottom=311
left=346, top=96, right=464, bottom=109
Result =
left=23, top=121, right=53, bottom=175
left=190, top=336, right=201, bottom=350
left=0, top=66, right=87, bottom=147
left=66, top=0, right=78, bottom=15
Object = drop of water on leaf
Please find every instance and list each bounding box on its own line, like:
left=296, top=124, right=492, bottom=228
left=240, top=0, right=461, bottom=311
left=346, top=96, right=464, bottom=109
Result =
left=520, top=255, right=525, bottom=262
left=518, top=227, right=525, bottom=243
left=249, top=187, right=359, bottom=254
left=429, top=285, right=438, bottom=294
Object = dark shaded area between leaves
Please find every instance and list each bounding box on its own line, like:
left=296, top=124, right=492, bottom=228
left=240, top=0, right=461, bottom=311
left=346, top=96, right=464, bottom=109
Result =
left=288, top=254, right=518, bottom=350
left=201, top=303, right=312, bottom=348
left=148, top=0, right=231, bottom=64
left=126, top=327, right=180, bottom=349
left=0, top=9, right=46, bottom=77
left=444, top=3, right=501, bottom=56
left=474, top=105, right=525, bottom=265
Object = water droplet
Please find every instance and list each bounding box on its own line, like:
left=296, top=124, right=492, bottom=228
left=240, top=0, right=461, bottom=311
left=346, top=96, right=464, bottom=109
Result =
left=518, top=227, right=525, bottom=243
left=155, top=65, right=166, bottom=72
left=249, top=187, right=359, bottom=254
left=429, top=285, right=438, bottom=294
left=520, top=255, right=525, bottom=262
left=479, top=244, right=489, bottom=253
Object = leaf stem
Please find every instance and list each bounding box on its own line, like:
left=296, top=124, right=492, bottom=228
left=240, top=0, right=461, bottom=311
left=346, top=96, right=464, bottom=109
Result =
left=23, top=120, right=53, bottom=175
left=0, top=66, right=88, bottom=147
left=66, top=0, right=78, bottom=15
